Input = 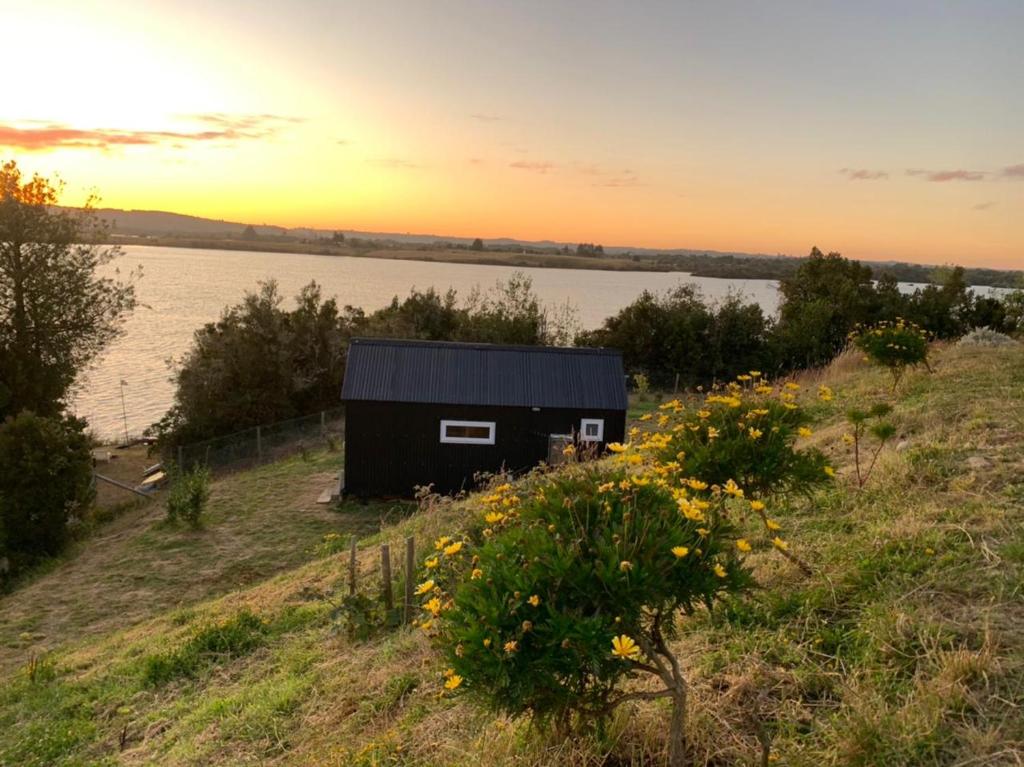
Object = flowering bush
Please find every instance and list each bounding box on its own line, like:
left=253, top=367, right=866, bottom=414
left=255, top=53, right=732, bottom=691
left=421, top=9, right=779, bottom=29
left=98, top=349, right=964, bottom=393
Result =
left=637, top=373, right=832, bottom=501
left=420, top=470, right=754, bottom=765
left=851, top=319, right=930, bottom=390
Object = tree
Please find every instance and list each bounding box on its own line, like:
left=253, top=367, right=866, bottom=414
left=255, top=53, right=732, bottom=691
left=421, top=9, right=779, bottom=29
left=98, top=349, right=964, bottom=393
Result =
left=332, top=231, right=346, bottom=244
left=0, top=412, right=93, bottom=574
left=470, top=237, right=484, bottom=251
left=0, top=161, right=136, bottom=420
left=242, top=225, right=258, bottom=240
left=773, top=247, right=878, bottom=369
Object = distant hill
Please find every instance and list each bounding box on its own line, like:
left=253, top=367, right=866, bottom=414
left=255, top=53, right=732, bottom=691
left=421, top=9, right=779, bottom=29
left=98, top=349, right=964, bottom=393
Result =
left=85, top=206, right=777, bottom=260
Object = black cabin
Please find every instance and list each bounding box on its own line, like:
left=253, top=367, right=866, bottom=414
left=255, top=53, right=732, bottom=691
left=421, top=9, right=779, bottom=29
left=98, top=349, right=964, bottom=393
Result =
left=341, top=338, right=627, bottom=497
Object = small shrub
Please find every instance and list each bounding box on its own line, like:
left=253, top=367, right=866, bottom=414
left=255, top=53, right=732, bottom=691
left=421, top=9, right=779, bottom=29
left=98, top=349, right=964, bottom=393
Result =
left=632, top=373, right=650, bottom=397
left=851, top=319, right=930, bottom=390
left=957, top=327, right=1017, bottom=347
left=643, top=373, right=832, bottom=502
left=165, top=465, right=211, bottom=528
left=423, top=470, right=754, bottom=766
left=844, top=404, right=897, bottom=488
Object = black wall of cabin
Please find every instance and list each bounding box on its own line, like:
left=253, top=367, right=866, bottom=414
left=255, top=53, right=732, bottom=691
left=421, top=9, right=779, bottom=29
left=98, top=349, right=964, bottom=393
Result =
left=343, top=401, right=627, bottom=498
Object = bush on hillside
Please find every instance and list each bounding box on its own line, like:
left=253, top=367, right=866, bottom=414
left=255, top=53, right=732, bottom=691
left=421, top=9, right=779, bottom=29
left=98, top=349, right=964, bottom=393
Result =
left=166, top=465, right=212, bottom=528
left=957, top=327, right=1018, bottom=347
left=639, top=374, right=833, bottom=502
left=0, top=412, right=94, bottom=575
left=851, top=319, right=930, bottom=390
left=423, top=473, right=753, bottom=765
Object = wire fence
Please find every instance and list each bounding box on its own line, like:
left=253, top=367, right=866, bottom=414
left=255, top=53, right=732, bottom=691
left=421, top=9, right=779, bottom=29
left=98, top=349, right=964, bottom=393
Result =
left=170, top=406, right=345, bottom=474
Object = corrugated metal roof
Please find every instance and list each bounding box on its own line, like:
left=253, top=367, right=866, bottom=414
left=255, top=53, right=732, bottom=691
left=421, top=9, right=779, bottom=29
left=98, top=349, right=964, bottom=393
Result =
left=341, top=338, right=627, bottom=410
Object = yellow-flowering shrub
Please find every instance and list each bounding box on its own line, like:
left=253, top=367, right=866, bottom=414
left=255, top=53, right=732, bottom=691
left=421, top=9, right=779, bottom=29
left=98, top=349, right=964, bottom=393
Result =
left=421, top=469, right=753, bottom=765
left=637, top=373, right=833, bottom=502
left=850, top=319, right=930, bottom=390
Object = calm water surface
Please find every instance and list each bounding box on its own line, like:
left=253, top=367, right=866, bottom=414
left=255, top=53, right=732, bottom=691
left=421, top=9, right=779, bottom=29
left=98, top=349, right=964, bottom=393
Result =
left=73, top=246, right=782, bottom=438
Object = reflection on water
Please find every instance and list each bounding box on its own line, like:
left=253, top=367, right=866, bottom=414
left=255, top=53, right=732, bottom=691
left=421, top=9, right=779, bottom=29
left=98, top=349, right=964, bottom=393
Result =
left=73, top=245, right=786, bottom=438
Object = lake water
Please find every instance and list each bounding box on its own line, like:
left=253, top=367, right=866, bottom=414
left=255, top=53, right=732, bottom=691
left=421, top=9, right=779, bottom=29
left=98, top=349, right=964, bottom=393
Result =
left=72, top=245, right=782, bottom=439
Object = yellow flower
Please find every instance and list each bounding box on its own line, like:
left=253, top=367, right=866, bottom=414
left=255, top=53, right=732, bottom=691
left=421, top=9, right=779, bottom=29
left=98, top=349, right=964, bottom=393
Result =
left=765, top=519, right=782, bottom=531
left=707, top=426, right=720, bottom=440
left=528, top=594, right=541, bottom=607
left=824, top=466, right=836, bottom=478
left=671, top=546, right=689, bottom=558
left=444, top=674, right=463, bottom=690
left=415, top=579, right=435, bottom=595
left=611, top=634, right=641, bottom=660
left=425, top=556, right=439, bottom=569
left=424, top=597, right=442, bottom=616
left=434, top=536, right=451, bottom=551
left=484, top=511, right=505, bottom=525
left=785, top=382, right=801, bottom=391
left=749, top=500, right=766, bottom=512
left=723, top=479, right=744, bottom=498
left=562, top=444, right=576, bottom=457
left=631, top=475, right=650, bottom=487
left=619, top=560, right=634, bottom=573
left=798, top=427, right=813, bottom=437
left=697, top=527, right=710, bottom=536
left=639, top=413, right=652, bottom=421
left=818, top=385, right=834, bottom=402
left=503, top=640, right=518, bottom=654
left=772, top=536, right=789, bottom=551
left=713, top=563, right=727, bottom=578
left=842, top=433, right=855, bottom=445
left=750, top=370, right=762, bottom=377
left=597, top=481, right=615, bottom=493
left=686, top=478, right=708, bottom=491
left=697, top=409, right=711, bottom=419
left=443, top=541, right=464, bottom=556
left=607, top=442, right=629, bottom=453
left=471, top=568, right=483, bottom=580
left=483, top=638, right=492, bottom=648
left=626, top=454, right=643, bottom=465
left=748, top=427, right=764, bottom=440
left=736, top=539, right=752, bottom=552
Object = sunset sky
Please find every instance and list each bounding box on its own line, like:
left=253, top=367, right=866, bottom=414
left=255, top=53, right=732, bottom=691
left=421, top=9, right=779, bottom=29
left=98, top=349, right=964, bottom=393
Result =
left=3, top=0, right=1022, bottom=268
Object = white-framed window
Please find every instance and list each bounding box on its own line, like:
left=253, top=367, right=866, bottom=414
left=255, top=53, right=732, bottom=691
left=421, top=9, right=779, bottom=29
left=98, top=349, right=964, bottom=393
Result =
left=580, top=418, right=604, bottom=442
left=440, top=419, right=496, bottom=445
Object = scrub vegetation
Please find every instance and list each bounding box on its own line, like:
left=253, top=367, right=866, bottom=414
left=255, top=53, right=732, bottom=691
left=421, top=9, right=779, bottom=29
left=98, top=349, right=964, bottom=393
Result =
left=2, top=342, right=1022, bottom=766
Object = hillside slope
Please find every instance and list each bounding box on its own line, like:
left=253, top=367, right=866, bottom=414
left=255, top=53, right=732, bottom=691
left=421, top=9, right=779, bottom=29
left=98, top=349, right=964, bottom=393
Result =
left=1, top=344, right=1022, bottom=766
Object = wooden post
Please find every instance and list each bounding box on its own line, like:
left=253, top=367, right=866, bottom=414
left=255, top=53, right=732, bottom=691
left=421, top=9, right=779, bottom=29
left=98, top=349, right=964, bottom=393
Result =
left=404, top=536, right=415, bottom=624
left=381, top=543, right=393, bottom=611
left=348, top=536, right=358, bottom=596
left=256, top=426, right=263, bottom=461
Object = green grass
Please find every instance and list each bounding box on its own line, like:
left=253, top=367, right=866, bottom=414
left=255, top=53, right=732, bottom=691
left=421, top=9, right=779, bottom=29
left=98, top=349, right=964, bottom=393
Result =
left=1, top=344, right=1022, bottom=766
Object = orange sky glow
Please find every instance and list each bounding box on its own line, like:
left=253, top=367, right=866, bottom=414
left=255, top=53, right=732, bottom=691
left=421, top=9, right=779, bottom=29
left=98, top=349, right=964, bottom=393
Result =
left=3, top=0, right=1022, bottom=269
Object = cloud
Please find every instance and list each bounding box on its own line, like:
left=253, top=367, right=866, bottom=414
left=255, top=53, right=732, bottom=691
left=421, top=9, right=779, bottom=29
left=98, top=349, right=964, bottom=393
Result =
left=839, top=167, right=888, bottom=181
left=569, top=162, right=643, bottom=188
left=593, top=174, right=643, bottom=189
left=906, top=168, right=985, bottom=182
left=972, top=201, right=996, bottom=211
left=368, top=157, right=421, bottom=169
left=0, top=114, right=300, bottom=152
left=1001, top=163, right=1024, bottom=178
left=509, top=160, right=556, bottom=173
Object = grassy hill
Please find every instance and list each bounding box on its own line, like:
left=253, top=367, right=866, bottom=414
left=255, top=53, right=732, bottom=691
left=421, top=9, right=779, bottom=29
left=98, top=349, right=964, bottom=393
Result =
left=2, top=343, right=1023, bottom=766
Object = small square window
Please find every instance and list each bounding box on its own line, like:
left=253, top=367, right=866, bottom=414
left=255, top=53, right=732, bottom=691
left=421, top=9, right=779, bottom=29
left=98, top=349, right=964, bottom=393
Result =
left=580, top=418, right=604, bottom=442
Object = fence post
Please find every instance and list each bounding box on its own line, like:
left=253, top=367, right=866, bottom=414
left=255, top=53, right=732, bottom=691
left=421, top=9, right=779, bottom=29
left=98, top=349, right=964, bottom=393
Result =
left=348, top=536, right=358, bottom=596
left=256, top=426, right=263, bottom=462
left=381, top=543, right=393, bottom=612
left=404, top=536, right=415, bottom=624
